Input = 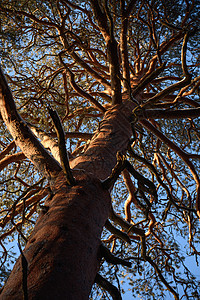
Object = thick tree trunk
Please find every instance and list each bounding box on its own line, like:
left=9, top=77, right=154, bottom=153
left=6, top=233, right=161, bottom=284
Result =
left=1, top=172, right=111, bottom=300
left=0, top=102, right=134, bottom=300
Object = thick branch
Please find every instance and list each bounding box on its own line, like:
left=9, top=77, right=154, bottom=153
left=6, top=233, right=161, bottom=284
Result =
left=0, top=152, right=25, bottom=172
left=90, top=0, right=110, bottom=40
left=105, top=220, right=131, bottom=244
left=48, top=107, right=76, bottom=186
left=102, top=153, right=126, bottom=189
left=110, top=207, right=145, bottom=237
left=30, top=124, right=61, bottom=163
left=125, top=161, right=157, bottom=200
left=0, top=67, right=62, bottom=181
left=107, top=39, right=122, bottom=105
left=90, top=0, right=122, bottom=104
left=136, top=107, right=200, bottom=120
left=0, top=141, right=15, bottom=160
left=18, top=238, right=28, bottom=300
left=95, top=273, right=122, bottom=300
left=30, top=123, right=92, bottom=162
left=100, top=244, right=131, bottom=267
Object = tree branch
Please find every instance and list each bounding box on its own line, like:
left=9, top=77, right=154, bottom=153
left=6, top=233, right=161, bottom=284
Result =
left=100, top=244, right=131, bottom=267
left=59, top=53, right=106, bottom=113
left=90, top=0, right=122, bottom=105
left=102, top=153, right=126, bottom=189
left=18, top=237, right=28, bottom=300
left=125, top=161, right=157, bottom=200
left=143, top=30, right=193, bottom=107
left=48, top=106, right=76, bottom=186
left=0, top=141, right=15, bottom=160
left=131, top=62, right=166, bottom=97
left=128, top=148, right=197, bottom=217
left=0, top=152, right=26, bottom=172
left=140, top=236, right=179, bottom=300
left=0, top=66, right=62, bottom=181
left=135, top=107, right=200, bottom=120
left=105, top=220, right=131, bottom=244
left=95, top=273, right=122, bottom=300
left=140, top=119, right=200, bottom=219
left=59, top=32, right=111, bottom=91
left=110, top=207, right=145, bottom=237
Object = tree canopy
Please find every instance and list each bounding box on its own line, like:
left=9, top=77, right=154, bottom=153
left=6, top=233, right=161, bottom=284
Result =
left=0, top=0, right=200, bottom=299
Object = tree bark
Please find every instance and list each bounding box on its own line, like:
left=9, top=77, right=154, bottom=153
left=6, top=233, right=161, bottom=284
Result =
left=0, top=94, right=134, bottom=299
left=1, top=172, right=111, bottom=300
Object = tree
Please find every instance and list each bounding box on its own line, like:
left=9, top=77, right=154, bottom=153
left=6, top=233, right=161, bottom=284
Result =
left=0, top=0, right=200, bottom=299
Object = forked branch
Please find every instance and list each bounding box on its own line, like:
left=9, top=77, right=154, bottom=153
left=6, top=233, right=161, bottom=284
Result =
left=0, top=66, right=62, bottom=182
left=140, top=236, right=179, bottom=300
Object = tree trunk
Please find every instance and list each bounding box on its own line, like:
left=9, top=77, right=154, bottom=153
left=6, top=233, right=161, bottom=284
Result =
left=1, top=172, right=111, bottom=300
left=1, top=103, right=134, bottom=299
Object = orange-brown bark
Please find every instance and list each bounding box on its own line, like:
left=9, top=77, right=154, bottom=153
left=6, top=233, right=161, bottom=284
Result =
left=71, top=102, right=134, bottom=179
left=0, top=152, right=26, bottom=172
left=1, top=172, right=111, bottom=300
left=0, top=68, right=62, bottom=182
left=0, top=97, right=134, bottom=299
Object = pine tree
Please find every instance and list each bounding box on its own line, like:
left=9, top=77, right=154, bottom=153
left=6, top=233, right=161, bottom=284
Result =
left=0, top=1, right=200, bottom=299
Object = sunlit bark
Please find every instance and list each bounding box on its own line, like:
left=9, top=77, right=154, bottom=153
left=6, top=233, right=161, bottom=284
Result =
left=0, top=1, right=199, bottom=299
left=0, top=68, right=135, bottom=299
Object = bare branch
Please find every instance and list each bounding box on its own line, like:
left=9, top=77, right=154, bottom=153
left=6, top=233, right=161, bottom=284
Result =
left=0, top=66, right=62, bottom=181
left=0, top=141, right=15, bottom=160
left=0, top=152, right=25, bottom=172
left=18, top=237, right=28, bottom=300
left=140, top=236, right=179, bottom=300
left=140, top=119, right=200, bottom=219
left=100, top=243, right=131, bottom=267
left=135, top=107, right=200, bottom=120
left=95, top=273, right=122, bottom=300
left=102, top=152, right=126, bottom=189
left=110, top=207, right=145, bottom=237
left=0, top=4, right=60, bottom=29
left=143, top=30, right=194, bottom=107
left=90, top=0, right=122, bottom=104
left=48, top=106, right=76, bottom=186
left=131, top=62, right=166, bottom=97
left=105, top=219, right=131, bottom=244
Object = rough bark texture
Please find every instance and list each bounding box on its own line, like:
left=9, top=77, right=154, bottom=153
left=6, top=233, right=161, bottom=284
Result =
left=0, top=70, right=62, bottom=181
left=1, top=172, right=111, bottom=300
left=0, top=101, right=134, bottom=300
left=71, top=102, right=134, bottom=179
